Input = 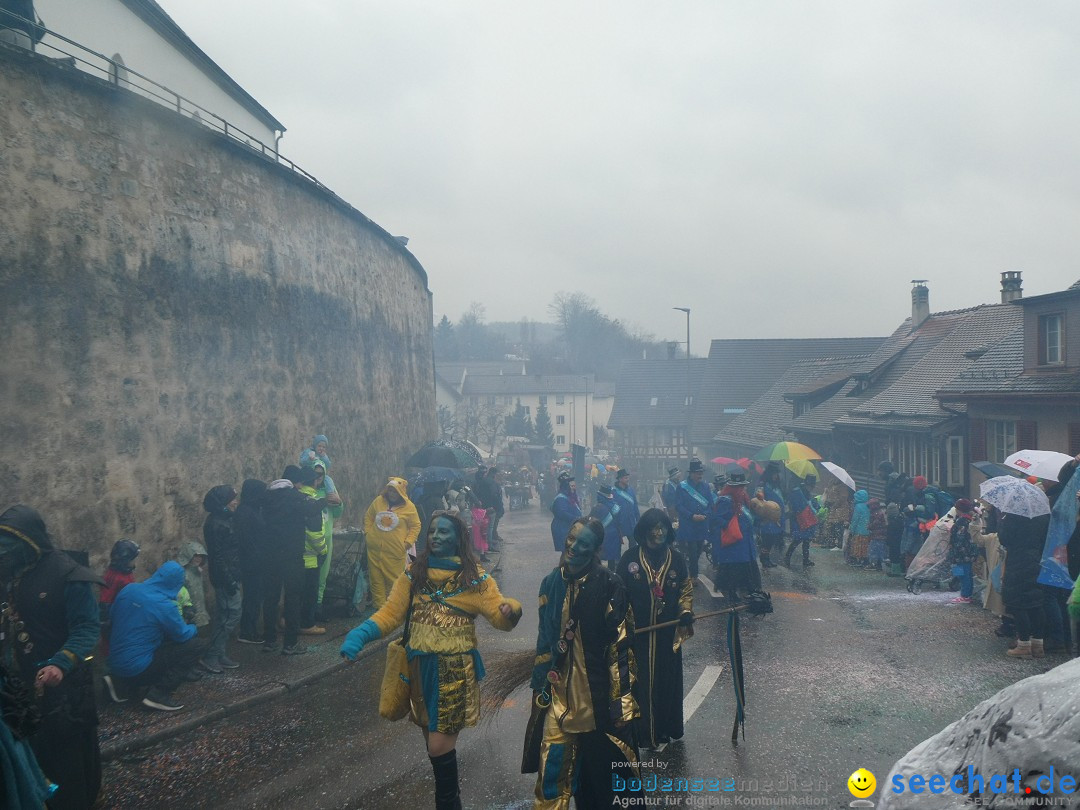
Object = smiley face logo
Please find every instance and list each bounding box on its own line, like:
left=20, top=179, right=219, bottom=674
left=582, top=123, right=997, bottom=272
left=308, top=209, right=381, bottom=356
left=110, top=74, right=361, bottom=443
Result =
left=848, top=768, right=876, bottom=798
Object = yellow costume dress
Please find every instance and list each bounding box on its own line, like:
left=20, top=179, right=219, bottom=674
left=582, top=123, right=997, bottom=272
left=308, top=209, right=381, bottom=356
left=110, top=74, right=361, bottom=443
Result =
left=364, top=478, right=421, bottom=606
left=369, top=559, right=522, bottom=733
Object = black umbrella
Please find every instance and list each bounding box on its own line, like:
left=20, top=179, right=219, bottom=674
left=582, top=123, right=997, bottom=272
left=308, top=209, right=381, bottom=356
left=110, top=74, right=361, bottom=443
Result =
left=433, top=438, right=484, bottom=466
left=408, top=466, right=466, bottom=488
left=406, top=443, right=478, bottom=469
left=971, top=461, right=1019, bottom=480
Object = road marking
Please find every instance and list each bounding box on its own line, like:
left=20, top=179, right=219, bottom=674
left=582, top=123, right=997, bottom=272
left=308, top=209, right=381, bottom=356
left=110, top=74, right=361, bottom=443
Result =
left=654, top=742, right=667, bottom=753
left=683, top=664, right=724, bottom=722
left=699, top=573, right=718, bottom=594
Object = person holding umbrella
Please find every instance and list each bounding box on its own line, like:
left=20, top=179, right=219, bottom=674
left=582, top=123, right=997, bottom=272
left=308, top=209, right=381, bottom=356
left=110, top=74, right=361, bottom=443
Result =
left=785, top=473, right=819, bottom=567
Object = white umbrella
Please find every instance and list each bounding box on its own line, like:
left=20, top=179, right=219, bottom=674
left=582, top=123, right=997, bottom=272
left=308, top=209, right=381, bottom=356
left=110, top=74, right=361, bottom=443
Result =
left=978, top=476, right=1051, bottom=518
left=820, top=461, right=856, bottom=491
left=1003, top=449, right=1074, bottom=482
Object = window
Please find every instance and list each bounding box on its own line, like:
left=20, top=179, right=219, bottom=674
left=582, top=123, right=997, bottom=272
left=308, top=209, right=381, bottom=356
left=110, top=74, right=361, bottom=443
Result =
left=946, top=436, right=964, bottom=487
left=556, top=415, right=565, bottom=425
left=649, top=397, right=659, bottom=407
left=988, top=420, right=1016, bottom=463
left=556, top=435, right=566, bottom=446
left=1039, top=313, right=1064, bottom=365
left=723, top=408, right=746, bottom=415
left=109, top=54, right=130, bottom=87
left=539, top=395, right=547, bottom=406
left=504, top=396, right=513, bottom=406
left=487, top=396, right=496, bottom=408
left=685, top=396, right=693, bottom=406
left=555, top=395, right=565, bottom=405
left=524, top=405, right=531, bottom=415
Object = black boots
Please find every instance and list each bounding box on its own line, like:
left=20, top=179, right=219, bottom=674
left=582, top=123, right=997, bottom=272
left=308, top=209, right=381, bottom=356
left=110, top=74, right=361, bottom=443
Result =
left=430, top=750, right=462, bottom=810
left=784, top=539, right=813, bottom=567
left=760, top=551, right=777, bottom=568
left=784, top=540, right=797, bottom=566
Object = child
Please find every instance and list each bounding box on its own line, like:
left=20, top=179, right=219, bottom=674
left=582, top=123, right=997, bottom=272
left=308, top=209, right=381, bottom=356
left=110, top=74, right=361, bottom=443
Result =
left=470, top=505, right=490, bottom=560
left=948, top=499, right=978, bottom=604
left=848, top=490, right=871, bottom=567
left=867, top=498, right=888, bottom=571
left=99, top=539, right=140, bottom=657
left=176, top=541, right=211, bottom=629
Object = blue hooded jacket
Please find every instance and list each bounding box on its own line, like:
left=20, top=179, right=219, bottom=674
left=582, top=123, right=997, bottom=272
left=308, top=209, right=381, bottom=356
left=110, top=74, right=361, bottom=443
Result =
left=108, top=560, right=196, bottom=677
left=849, top=490, right=870, bottom=536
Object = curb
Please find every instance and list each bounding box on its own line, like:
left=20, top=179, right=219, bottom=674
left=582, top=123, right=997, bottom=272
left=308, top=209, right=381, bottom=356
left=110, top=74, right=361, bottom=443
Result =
left=100, top=551, right=503, bottom=762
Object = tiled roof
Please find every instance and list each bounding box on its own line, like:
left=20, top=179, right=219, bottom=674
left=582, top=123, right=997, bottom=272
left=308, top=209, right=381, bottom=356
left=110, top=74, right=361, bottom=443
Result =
left=938, top=327, right=1080, bottom=396
left=690, top=337, right=887, bottom=445
left=715, top=356, right=868, bottom=447
left=461, top=374, right=594, bottom=396
left=834, top=303, right=1023, bottom=428
left=608, top=360, right=709, bottom=429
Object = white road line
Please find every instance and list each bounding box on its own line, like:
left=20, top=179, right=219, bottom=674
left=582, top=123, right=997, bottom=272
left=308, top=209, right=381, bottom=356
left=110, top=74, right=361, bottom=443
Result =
left=698, top=573, right=718, bottom=594
left=683, top=664, right=724, bottom=722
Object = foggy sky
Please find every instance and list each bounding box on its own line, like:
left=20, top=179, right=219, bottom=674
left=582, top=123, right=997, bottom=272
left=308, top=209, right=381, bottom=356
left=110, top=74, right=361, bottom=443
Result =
left=165, top=1, right=1080, bottom=350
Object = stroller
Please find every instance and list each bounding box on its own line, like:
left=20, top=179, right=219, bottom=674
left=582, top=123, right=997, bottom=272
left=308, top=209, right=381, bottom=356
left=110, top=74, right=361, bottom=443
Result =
left=322, top=528, right=369, bottom=616
left=905, top=513, right=960, bottom=595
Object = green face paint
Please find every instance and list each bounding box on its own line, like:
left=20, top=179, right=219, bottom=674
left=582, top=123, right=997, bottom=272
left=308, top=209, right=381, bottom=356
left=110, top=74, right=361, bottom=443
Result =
left=563, top=522, right=600, bottom=572
left=428, top=516, right=459, bottom=557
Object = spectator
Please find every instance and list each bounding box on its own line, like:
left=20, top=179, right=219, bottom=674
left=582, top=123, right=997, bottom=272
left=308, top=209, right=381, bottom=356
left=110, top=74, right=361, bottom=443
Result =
left=262, top=466, right=326, bottom=656
left=99, top=538, right=140, bottom=658
left=298, top=434, right=339, bottom=497
left=363, top=477, right=421, bottom=608
left=847, top=490, right=871, bottom=567
left=878, top=461, right=914, bottom=576
left=233, top=479, right=267, bottom=644
left=867, top=498, right=888, bottom=572
left=484, top=467, right=505, bottom=551
left=947, top=499, right=978, bottom=604
left=997, top=507, right=1052, bottom=659
left=901, top=475, right=938, bottom=570
left=297, top=465, right=330, bottom=634
left=820, top=476, right=853, bottom=551
left=201, top=485, right=241, bottom=674
left=107, top=561, right=205, bottom=711
left=304, top=459, right=343, bottom=623
left=0, top=504, right=103, bottom=808
left=175, top=541, right=210, bottom=629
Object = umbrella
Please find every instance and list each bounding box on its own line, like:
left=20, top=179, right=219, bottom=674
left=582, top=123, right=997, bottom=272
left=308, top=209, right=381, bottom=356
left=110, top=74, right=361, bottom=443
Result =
left=820, top=461, right=856, bottom=491
left=972, top=460, right=1018, bottom=480
left=784, top=459, right=817, bottom=479
left=408, top=466, right=465, bottom=488
left=754, top=441, right=822, bottom=462
left=1003, top=450, right=1075, bottom=482
left=711, top=457, right=763, bottom=472
left=978, top=476, right=1051, bottom=518
left=405, top=442, right=478, bottom=469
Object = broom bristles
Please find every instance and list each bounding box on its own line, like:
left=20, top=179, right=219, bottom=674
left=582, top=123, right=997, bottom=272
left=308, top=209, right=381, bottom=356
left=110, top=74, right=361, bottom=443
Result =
left=479, top=649, right=537, bottom=721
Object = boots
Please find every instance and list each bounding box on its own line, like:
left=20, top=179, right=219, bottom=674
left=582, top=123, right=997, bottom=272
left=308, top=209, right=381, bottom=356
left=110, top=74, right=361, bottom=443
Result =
left=784, top=540, right=797, bottom=566
left=1030, top=638, right=1045, bottom=659
left=1007, top=640, right=1032, bottom=658
left=430, top=750, right=462, bottom=810
left=802, top=554, right=814, bottom=567
left=760, top=551, right=777, bottom=569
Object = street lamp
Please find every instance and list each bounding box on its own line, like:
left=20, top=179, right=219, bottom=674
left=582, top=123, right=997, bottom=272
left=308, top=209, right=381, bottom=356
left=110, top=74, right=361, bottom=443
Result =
left=673, top=307, right=691, bottom=467
left=583, top=375, right=590, bottom=451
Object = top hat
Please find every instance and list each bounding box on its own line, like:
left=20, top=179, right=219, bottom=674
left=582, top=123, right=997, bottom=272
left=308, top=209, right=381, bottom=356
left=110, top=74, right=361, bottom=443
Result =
left=598, top=485, right=614, bottom=497
left=615, top=469, right=630, bottom=479
left=667, top=467, right=680, bottom=477
left=688, top=459, right=705, bottom=473
left=727, top=470, right=749, bottom=486
left=558, top=471, right=574, bottom=483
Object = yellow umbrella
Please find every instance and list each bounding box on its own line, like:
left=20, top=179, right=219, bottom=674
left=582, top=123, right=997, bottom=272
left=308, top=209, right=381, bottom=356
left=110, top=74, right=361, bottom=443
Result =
left=784, top=459, right=817, bottom=479
left=754, top=441, right=822, bottom=462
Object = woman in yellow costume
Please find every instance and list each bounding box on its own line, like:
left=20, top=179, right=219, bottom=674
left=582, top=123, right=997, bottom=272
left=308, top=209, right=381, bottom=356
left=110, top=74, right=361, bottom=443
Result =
left=341, top=511, right=522, bottom=810
left=364, top=476, right=421, bottom=606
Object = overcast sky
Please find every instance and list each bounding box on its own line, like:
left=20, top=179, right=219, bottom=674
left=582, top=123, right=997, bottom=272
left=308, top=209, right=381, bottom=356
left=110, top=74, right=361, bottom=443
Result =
left=166, top=1, right=1080, bottom=350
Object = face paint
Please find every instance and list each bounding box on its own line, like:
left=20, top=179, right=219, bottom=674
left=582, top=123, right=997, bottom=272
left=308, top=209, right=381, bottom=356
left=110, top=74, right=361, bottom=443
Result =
left=563, top=522, right=600, bottom=573
left=646, top=522, right=667, bottom=550
left=428, top=516, right=459, bottom=557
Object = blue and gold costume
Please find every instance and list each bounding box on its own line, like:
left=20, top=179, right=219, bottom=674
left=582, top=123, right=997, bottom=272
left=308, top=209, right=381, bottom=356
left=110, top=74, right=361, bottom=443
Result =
left=529, top=561, right=642, bottom=809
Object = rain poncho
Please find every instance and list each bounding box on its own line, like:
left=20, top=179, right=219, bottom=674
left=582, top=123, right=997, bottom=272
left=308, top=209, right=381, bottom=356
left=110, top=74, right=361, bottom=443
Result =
left=364, top=478, right=421, bottom=606
left=109, top=561, right=196, bottom=678
left=176, top=541, right=210, bottom=627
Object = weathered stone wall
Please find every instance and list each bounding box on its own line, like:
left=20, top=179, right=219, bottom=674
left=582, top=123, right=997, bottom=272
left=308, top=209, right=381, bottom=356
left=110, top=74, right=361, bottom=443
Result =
left=0, top=50, right=436, bottom=569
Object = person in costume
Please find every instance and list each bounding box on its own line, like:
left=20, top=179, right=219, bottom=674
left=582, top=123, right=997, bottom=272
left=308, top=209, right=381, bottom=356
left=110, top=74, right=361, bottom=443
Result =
left=711, top=471, right=762, bottom=601
left=612, top=468, right=640, bottom=547
left=364, top=477, right=422, bottom=606
left=0, top=504, right=103, bottom=810
left=660, top=466, right=682, bottom=521
left=529, top=516, right=642, bottom=809
left=675, top=458, right=714, bottom=583
left=617, top=508, right=693, bottom=750
left=589, top=484, right=623, bottom=571
left=549, top=471, right=582, bottom=552
left=341, top=512, right=521, bottom=810
left=785, top=473, right=818, bottom=567
left=756, top=462, right=786, bottom=568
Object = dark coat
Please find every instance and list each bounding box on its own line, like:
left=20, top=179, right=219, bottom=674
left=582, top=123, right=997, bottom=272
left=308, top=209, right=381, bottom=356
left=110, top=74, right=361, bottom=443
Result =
left=998, top=513, right=1051, bottom=610
left=203, top=485, right=240, bottom=592
left=233, top=479, right=268, bottom=576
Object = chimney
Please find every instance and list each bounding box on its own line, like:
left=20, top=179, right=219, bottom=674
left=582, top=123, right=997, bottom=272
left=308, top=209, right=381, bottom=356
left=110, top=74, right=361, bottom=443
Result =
left=1000, top=270, right=1023, bottom=303
left=910, top=280, right=930, bottom=330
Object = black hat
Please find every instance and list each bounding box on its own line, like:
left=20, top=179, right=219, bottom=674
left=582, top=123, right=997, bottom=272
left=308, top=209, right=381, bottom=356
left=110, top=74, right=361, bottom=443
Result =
left=598, top=485, right=613, bottom=497
left=558, top=471, right=574, bottom=483
left=615, top=469, right=630, bottom=479
left=688, top=459, right=705, bottom=473
left=667, top=467, right=680, bottom=477
left=713, top=474, right=728, bottom=488
left=727, top=470, right=749, bottom=486
left=282, top=465, right=303, bottom=484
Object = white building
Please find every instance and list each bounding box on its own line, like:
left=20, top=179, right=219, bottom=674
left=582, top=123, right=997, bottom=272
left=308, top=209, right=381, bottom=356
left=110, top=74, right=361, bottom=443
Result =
left=27, top=0, right=283, bottom=145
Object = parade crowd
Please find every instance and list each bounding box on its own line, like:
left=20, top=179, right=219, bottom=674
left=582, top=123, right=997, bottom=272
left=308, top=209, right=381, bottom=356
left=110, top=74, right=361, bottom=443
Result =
left=3, top=434, right=1080, bottom=809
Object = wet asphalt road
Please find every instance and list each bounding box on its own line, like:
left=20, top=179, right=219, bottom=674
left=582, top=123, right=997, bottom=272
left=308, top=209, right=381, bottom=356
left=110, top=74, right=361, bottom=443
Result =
left=102, top=505, right=1065, bottom=809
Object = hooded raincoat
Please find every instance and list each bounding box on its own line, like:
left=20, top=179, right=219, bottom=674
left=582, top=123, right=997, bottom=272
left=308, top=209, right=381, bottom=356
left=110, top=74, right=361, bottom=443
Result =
left=176, top=541, right=210, bottom=627
left=109, top=561, right=196, bottom=677
left=364, top=478, right=421, bottom=606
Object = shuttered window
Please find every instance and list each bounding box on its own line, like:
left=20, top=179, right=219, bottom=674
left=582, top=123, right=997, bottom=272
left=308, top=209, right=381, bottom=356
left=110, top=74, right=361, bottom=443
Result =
left=969, top=418, right=986, bottom=461
left=1016, top=420, right=1037, bottom=452
left=1069, top=423, right=1080, bottom=456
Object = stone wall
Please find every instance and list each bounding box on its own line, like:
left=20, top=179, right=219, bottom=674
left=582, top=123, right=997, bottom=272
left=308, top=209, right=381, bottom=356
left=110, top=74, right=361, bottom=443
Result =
left=0, top=49, right=436, bottom=569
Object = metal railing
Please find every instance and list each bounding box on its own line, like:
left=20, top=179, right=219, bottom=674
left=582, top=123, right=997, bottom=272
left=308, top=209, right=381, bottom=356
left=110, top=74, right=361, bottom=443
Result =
left=0, top=8, right=337, bottom=199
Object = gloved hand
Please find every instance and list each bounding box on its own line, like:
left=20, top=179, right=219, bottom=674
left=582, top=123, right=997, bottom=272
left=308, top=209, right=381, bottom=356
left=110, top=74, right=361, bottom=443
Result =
left=678, top=612, right=694, bottom=627
left=340, top=619, right=381, bottom=660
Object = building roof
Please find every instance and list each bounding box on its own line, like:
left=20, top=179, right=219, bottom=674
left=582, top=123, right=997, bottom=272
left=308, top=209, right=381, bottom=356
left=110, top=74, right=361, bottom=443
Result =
left=937, top=326, right=1080, bottom=397
left=121, top=0, right=284, bottom=132
left=714, top=355, right=869, bottom=449
left=608, top=360, right=709, bottom=429
left=833, top=303, right=1023, bottom=430
left=461, top=374, right=594, bottom=396
left=690, top=337, right=887, bottom=445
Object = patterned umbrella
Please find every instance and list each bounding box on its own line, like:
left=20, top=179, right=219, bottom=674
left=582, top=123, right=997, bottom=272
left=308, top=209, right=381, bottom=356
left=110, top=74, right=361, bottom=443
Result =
left=978, top=476, right=1051, bottom=518
left=753, top=441, right=822, bottom=463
